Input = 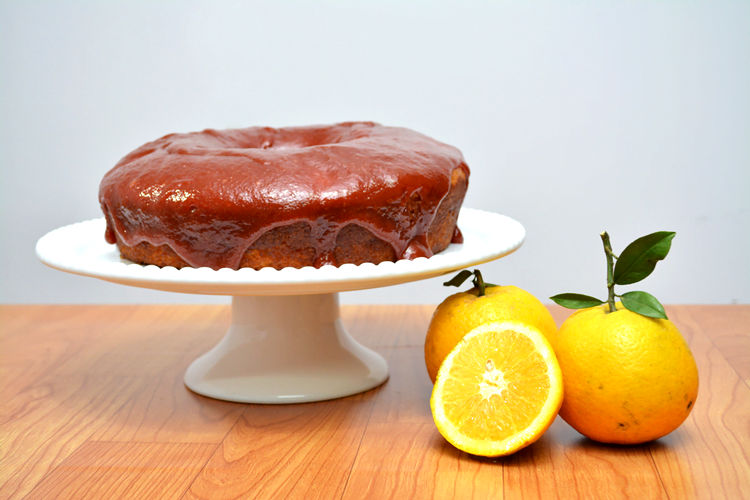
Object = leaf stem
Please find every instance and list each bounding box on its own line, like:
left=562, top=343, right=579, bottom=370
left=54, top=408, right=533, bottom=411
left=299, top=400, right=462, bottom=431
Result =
left=473, top=269, right=487, bottom=297
left=600, top=232, right=617, bottom=313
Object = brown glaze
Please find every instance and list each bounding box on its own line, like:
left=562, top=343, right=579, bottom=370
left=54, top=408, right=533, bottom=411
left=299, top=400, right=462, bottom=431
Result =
left=451, top=226, right=464, bottom=244
left=99, top=122, right=469, bottom=270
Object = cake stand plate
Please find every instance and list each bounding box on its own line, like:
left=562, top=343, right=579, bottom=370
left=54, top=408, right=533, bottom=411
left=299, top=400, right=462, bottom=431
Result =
left=37, top=208, right=525, bottom=403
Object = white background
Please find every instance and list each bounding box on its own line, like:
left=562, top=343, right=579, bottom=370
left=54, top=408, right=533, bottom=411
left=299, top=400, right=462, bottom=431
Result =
left=1, top=1, right=748, bottom=305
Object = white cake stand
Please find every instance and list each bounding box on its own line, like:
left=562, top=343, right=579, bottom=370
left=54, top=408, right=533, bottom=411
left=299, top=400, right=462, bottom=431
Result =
left=36, top=208, right=525, bottom=404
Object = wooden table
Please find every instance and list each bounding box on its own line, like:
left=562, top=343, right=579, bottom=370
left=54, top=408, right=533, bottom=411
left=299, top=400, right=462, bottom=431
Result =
left=1, top=304, right=748, bottom=499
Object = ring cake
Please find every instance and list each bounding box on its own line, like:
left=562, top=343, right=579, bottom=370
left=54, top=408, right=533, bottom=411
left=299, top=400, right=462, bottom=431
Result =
left=99, top=121, right=469, bottom=270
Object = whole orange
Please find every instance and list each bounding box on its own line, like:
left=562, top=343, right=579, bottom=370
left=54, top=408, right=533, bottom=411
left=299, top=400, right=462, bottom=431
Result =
left=424, top=285, right=557, bottom=383
left=556, top=302, right=699, bottom=444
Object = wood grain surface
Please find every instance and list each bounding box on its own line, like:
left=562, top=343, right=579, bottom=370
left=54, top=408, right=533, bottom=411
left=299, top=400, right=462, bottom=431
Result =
left=1, top=304, right=748, bottom=500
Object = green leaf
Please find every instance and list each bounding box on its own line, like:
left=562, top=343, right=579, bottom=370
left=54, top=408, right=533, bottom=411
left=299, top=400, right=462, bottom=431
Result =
left=444, top=269, right=473, bottom=287
left=620, top=291, right=668, bottom=319
left=613, top=231, right=676, bottom=285
left=549, top=293, right=605, bottom=309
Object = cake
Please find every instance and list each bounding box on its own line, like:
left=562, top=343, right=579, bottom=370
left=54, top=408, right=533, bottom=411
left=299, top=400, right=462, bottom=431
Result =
left=99, top=122, right=469, bottom=270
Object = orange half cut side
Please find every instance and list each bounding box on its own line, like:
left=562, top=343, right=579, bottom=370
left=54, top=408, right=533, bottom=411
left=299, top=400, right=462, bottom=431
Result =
left=430, top=320, right=563, bottom=457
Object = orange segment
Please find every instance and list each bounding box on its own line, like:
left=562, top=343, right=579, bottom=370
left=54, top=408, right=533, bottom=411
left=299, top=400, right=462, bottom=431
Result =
left=430, top=321, right=563, bottom=457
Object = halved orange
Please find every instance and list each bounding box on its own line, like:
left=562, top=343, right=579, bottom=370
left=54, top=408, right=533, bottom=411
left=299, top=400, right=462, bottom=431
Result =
left=430, top=320, right=563, bottom=456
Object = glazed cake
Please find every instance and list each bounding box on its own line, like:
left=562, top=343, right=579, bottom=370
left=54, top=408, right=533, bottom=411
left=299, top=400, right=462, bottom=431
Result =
left=99, top=122, right=469, bottom=270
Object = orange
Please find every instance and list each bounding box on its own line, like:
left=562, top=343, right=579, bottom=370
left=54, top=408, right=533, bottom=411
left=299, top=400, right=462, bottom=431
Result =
left=424, top=285, right=557, bottom=383
left=430, top=321, right=563, bottom=456
left=556, top=302, right=699, bottom=444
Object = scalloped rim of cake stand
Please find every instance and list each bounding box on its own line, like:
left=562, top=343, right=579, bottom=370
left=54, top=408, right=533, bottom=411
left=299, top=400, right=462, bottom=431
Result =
left=35, top=207, right=525, bottom=296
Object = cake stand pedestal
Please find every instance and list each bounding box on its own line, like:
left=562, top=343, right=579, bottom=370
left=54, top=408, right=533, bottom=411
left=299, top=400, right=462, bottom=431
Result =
left=184, top=293, right=388, bottom=403
left=36, top=208, right=525, bottom=404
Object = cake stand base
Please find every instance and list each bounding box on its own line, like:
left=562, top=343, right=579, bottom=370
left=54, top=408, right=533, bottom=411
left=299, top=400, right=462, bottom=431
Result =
left=183, top=294, right=389, bottom=403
